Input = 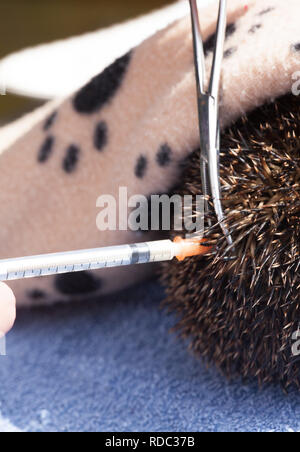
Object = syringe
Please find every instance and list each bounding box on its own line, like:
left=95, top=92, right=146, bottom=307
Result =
left=0, top=237, right=210, bottom=282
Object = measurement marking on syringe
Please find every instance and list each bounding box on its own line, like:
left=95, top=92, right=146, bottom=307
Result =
left=0, top=238, right=205, bottom=282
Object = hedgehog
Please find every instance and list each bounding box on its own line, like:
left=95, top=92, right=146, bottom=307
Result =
left=0, top=0, right=300, bottom=388
left=163, top=93, right=300, bottom=390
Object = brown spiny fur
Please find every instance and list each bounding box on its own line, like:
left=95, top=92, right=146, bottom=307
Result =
left=163, top=93, right=300, bottom=389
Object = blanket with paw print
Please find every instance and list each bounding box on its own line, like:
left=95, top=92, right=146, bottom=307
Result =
left=0, top=0, right=299, bottom=307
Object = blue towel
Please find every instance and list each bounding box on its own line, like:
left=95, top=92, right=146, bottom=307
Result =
left=0, top=281, right=300, bottom=432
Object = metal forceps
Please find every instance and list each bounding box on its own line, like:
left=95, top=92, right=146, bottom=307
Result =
left=189, top=0, right=233, bottom=248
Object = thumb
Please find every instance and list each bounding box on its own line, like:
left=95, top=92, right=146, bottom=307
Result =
left=0, top=283, right=16, bottom=336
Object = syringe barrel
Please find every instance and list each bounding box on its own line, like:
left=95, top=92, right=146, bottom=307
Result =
left=0, top=240, right=175, bottom=281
